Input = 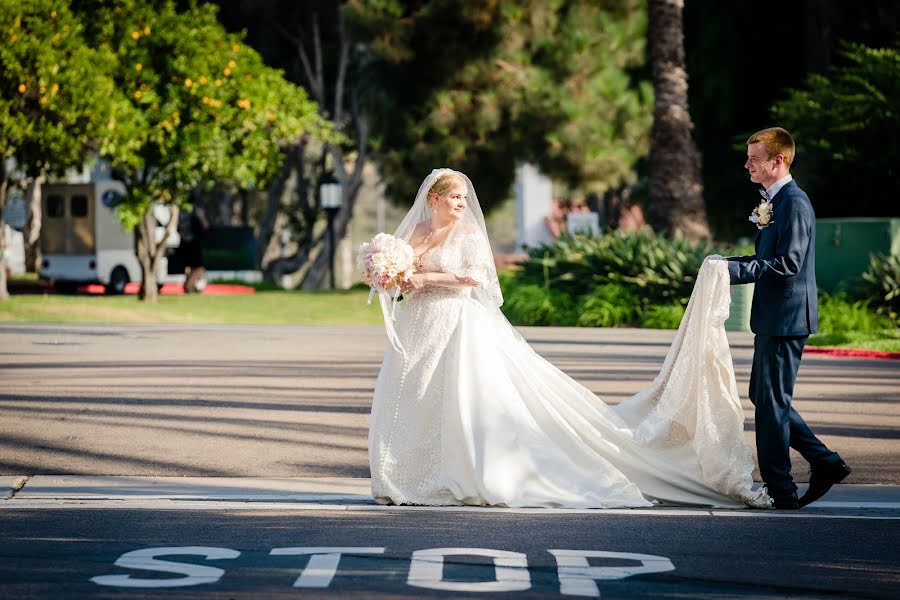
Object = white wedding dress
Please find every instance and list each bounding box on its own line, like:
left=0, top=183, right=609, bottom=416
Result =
left=368, top=169, right=769, bottom=509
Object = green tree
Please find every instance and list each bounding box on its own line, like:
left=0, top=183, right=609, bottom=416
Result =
left=771, top=40, right=900, bottom=218
left=645, top=0, right=709, bottom=241
left=681, top=1, right=899, bottom=239
left=0, top=0, right=138, bottom=300
left=73, top=0, right=328, bottom=301
left=254, top=1, right=372, bottom=288
left=345, top=0, right=652, bottom=213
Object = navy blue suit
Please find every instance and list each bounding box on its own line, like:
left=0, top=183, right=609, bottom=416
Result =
left=727, top=180, right=838, bottom=499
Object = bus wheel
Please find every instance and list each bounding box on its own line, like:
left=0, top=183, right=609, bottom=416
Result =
left=106, top=266, right=129, bottom=295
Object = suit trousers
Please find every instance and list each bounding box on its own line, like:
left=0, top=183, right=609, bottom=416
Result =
left=749, top=334, right=836, bottom=498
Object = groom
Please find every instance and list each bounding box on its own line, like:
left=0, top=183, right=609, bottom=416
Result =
left=725, top=127, right=851, bottom=510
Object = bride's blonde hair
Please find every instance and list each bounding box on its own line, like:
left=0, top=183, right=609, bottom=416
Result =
left=427, top=172, right=465, bottom=207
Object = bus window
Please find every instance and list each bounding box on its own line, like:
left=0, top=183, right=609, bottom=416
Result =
left=71, top=195, right=89, bottom=217
left=47, top=195, right=65, bottom=218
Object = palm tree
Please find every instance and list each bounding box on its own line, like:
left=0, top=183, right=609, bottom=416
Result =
left=646, top=0, right=710, bottom=241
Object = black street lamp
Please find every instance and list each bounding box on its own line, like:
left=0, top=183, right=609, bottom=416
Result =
left=318, top=172, right=343, bottom=289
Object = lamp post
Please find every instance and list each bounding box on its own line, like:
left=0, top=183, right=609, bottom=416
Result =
left=318, top=172, right=343, bottom=289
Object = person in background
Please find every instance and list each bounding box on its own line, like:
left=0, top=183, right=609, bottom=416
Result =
left=182, top=205, right=209, bottom=294
left=545, top=198, right=569, bottom=239
left=569, top=197, right=591, bottom=214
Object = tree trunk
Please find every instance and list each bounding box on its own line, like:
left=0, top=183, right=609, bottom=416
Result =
left=0, top=165, right=9, bottom=301
left=300, top=177, right=362, bottom=289
left=134, top=205, right=179, bottom=303
left=338, top=231, right=353, bottom=289
left=276, top=11, right=369, bottom=289
left=257, top=144, right=302, bottom=272
left=24, top=175, right=44, bottom=273
left=646, top=0, right=710, bottom=241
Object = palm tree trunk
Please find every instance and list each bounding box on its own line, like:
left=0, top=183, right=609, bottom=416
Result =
left=0, top=164, right=9, bottom=301
left=646, top=0, right=710, bottom=241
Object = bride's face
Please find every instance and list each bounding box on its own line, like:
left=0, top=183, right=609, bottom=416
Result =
left=432, top=182, right=468, bottom=222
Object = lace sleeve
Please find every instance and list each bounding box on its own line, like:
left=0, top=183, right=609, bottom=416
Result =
left=448, top=228, right=504, bottom=308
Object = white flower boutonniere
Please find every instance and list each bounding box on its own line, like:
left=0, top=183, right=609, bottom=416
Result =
left=749, top=189, right=774, bottom=230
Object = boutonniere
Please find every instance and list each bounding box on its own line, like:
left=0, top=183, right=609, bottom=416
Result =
left=749, top=189, right=774, bottom=230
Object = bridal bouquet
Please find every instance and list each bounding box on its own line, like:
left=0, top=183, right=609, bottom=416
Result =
left=357, top=233, right=414, bottom=293
left=358, top=233, right=413, bottom=355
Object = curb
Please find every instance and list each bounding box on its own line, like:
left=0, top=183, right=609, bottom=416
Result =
left=804, top=346, right=900, bottom=361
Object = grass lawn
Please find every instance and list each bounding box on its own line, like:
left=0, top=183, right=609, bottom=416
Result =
left=808, top=330, right=900, bottom=353
left=2, top=287, right=898, bottom=353
left=0, top=288, right=384, bottom=325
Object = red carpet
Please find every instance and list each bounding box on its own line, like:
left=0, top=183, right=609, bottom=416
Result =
left=80, top=282, right=255, bottom=295
left=804, top=346, right=900, bottom=360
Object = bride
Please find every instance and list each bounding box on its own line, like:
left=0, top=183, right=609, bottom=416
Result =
left=368, top=168, right=770, bottom=509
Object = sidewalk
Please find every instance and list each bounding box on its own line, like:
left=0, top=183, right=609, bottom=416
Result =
left=4, top=476, right=899, bottom=519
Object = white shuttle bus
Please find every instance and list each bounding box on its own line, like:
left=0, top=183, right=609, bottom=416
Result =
left=39, top=181, right=174, bottom=293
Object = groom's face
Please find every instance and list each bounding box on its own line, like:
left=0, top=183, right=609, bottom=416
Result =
left=745, top=142, right=777, bottom=186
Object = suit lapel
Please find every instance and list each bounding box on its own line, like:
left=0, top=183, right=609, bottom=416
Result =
left=760, top=180, right=795, bottom=254
left=752, top=181, right=794, bottom=254
left=770, top=179, right=795, bottom=209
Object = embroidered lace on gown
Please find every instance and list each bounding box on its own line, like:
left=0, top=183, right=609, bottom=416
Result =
left=369, top=230, right=768, bottom=508
left=368, top=226, right=768, bottom=509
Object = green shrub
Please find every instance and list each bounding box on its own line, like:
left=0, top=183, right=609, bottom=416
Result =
left=501, top=284, right=577, bottom=326
left=499, top=228, right=746, bottom=328
left=859, top=253, right=900, bottom=322
left=639, top=303, right=686, bottom=330
left=512, top=227, right=724, bottom=306
left=576, top=284, right=640, bottom=327
left=770, top=40, right=900, bottom=219
left=818, top=291, right=892, bottom=334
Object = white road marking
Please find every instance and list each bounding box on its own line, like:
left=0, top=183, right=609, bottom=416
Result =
left=91, top=546, right=240, bottom=588
left=270, top=547, right=385, bottom=588
left=3, top=499, right=899, bottom=519
left=8, top=496, right=899, bottom=509
left=89, top=546, right=683, bottom=594
left=549, top=550, right=675, bottom=597
left=803, top=502, right=900, bottom=509
left=407, top=548, right=531, bottom=593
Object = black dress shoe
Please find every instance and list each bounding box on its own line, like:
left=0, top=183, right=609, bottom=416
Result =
left=799, top=461, right=852, bottom=507
left=772, top=496, right=800, bottom=510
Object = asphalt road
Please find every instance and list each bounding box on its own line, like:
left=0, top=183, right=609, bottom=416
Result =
left=1, top=323, right=899, bottom=598
left=0, top=323, right=897, bottom=483
left=3, top=508, right=899, bottom=599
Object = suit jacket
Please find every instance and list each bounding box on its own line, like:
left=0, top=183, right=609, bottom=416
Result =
left=726, top=180, right=818, bottom=336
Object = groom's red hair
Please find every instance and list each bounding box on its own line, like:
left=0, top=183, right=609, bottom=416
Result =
left=747, top=127, right=796, bottom=167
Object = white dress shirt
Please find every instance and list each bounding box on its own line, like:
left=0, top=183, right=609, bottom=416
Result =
left=765, top=174, right=793, bottom=201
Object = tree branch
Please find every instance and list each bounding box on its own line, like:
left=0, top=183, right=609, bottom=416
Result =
left=274, top=20, right=322, bottom=103
left=334, top=13, right=350, bottom=125
left=312, top=13, right=325, bottom=108
left=349, top=89, right=368, bottom=191
left=153, top=204, right=179, bottom=264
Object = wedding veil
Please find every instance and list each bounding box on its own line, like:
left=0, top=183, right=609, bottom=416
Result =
left=372, top=168, right=504, bottom=353
left=395, top=169, right=502, bottom=306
